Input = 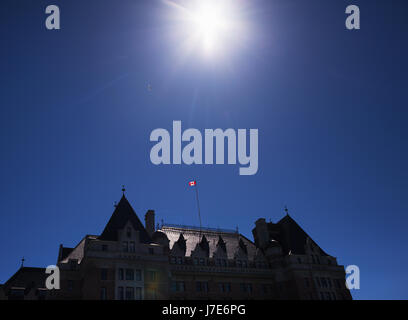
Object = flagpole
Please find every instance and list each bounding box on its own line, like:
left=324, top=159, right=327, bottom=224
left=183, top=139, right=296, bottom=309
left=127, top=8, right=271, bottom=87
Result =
left=194, top=182, right=202, bottom=236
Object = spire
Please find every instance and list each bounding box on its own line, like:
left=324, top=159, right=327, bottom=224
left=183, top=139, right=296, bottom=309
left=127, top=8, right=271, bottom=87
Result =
left=20, top=257, right=25, bottom=268
left=284, top=205, right=289, bottom=216
left=217, top=235, right=227, bottom=252
left=239, top=238, right=248, bottom=254
left=199, top=235, right=210, bottom=255
left=122, top=185, right=126, bottom=196
left=99, top=195, right=151, bottom=243
left=175, top=234, right=187, bottom=253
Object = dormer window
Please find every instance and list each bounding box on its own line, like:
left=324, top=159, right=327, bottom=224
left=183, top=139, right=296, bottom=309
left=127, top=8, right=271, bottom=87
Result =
left=127, top=227, right=132, bottom=238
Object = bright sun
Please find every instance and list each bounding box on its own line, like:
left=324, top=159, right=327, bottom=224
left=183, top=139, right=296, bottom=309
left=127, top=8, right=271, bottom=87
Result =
left=165, top=0, right=245, bottom=58
left=190, top=1, right=229, bottom=52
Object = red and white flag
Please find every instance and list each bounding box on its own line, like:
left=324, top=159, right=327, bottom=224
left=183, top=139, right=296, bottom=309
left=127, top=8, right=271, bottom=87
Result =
left=189, top=180, right=196, bottom=187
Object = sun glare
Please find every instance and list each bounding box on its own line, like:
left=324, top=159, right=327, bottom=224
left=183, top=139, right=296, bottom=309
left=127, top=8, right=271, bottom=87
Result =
left=165, top=0, right=245, bottom=58
left=191, top=1, right=228, bottom=52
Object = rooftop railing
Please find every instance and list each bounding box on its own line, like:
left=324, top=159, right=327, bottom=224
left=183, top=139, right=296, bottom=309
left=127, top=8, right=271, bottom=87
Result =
left=161, top=223, right=238, bottom=234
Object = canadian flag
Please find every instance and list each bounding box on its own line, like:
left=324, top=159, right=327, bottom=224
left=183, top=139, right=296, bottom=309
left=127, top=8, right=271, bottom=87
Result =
left=189, top=180, right=196, bottom=187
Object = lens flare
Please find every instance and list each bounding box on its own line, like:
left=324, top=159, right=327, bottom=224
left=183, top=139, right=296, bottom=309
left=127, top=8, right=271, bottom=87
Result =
left=164, top=0, right=246, bottom=58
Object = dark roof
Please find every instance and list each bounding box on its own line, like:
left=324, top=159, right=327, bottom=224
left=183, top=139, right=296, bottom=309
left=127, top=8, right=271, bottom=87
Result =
left=275, top=215, right=328, bottom=256
left=99, top=195, right=151, bottom=243
left=60, top=247, right=73, bottom=261
left=3, top=267, right=47, bottom=291
left=160, top=225, right=257, bottom=260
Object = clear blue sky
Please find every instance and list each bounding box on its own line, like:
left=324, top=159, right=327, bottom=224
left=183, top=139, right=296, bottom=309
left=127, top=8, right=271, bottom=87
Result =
left=0, top=0, right=407, bottom=299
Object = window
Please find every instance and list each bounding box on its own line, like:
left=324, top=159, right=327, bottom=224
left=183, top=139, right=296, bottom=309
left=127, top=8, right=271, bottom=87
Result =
left=102, top=244, right=108, bottom=252
left=325, top=292, right=332, bottom=300
left=236, top=260, right=242, bottom=267
left=172, top=281, right=186, bottom=292
left=118, top=287, right=124, bottom=300
left=219, top=283, right=231, bottom=293
left=222, top=259, right=227, bottom=267
left=135, top=269, right=142, bottom=281
left=170, top=256, right=176, bottom=264
left=242, top=260, right=247, bottom=268
left=118, top=268, right=124, bottom=280
left=321, top=277, right=328, bottom=288
left=68, top=280, right=74, bottom=291
left=100, top=287, right=107, bottom=300
left=126, top=269, right=134, bottom=281
left=196, top=281, right=208, bottom=292
left=247, top=283, right=253, bottom=293
left=193, top=258, right=199, bottom=265
left=129, top=242, right=135, bottom=253
left=9, top=288, right=24, bottom=300
left=148, top=270, right=156, bottom=281
left=177, top=257, right=183, bottom=264
left=315, top=277, right=321, bottom=288
left=122, top=241, right=128, bottom=252
left=149, top=289, right=157, bottom=300
left=127, top=227, right=132, bottom=238
left=331, top=292, right=337, bottom=300
left=320, top=292, right=325, bottom=300
left=327, top=278, right=332, bottom=288
left=179, top=282, right=185, bottom=292
left=101, top=268, right=108, bottom=280
left=202, top=282, right=208, bottom=292
left=149, top=248, right=154, bottom=255
left=199, top=258, right=205, bottom=266
left=125, top=287, right=134, bottom=300
left=298, top=258, right=302, bottom=264
left=135, top=287, right=142, bottom=300
left=304, top=278, right=310, bottom=288
left=219, top=283, right=225, bottom=293
left=240, top=283, right=252, bottom=293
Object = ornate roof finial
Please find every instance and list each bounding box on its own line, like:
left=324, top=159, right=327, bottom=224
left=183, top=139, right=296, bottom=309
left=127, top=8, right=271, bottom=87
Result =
left=284, top=205, right=289, bottom=216
left=122, top=185, right=126, bottom=195
left=21, top=257, right=25, bottom=268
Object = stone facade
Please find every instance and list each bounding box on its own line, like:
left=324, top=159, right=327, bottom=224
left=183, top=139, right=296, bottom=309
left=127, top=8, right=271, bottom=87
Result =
left=0, top=195, right=352, bottom=300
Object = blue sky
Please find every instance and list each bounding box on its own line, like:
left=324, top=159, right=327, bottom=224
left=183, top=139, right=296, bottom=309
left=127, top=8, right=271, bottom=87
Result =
left=0, top=0, right=407, bottom=299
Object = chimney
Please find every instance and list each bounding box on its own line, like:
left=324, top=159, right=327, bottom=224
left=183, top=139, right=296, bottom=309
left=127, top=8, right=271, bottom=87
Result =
left=254, top=218, right=269, bottom=248
left=145, top=210, right=155, bottom=237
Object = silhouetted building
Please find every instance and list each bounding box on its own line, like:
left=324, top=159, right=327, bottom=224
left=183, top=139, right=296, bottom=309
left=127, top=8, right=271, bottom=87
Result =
left=1, top=267, right=48, bottom=300
left=0, top=195, right=352, bottom=300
